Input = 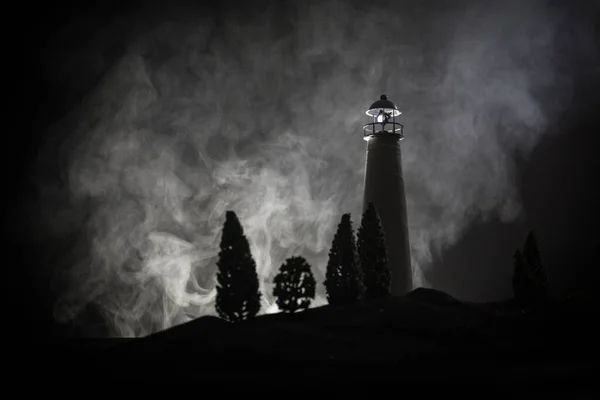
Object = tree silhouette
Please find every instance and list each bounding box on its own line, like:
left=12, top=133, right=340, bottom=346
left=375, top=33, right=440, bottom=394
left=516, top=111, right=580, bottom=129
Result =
left=215, top=211, right=262, bottom=322
left=523, top=231, right=548, bottom=304
left=512, top=231, right=548, bottom=309
left=272, top=256, right=316, bottom=313
left=357, top=202, right=391, bottom=300
left=324, top=213, right=364, bottom=306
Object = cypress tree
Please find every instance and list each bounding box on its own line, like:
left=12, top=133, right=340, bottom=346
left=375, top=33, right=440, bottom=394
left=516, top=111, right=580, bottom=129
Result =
left=324, top=213, right=364, bottom=306
left=357, top=202, right=391, bottom=300
left=272, top=256, right=316, bottom=313
left=215, top=211, right=262, bottom=322
left=512, top=231, right=548, bottom=309
left=523, top=231, right=548, bottom=304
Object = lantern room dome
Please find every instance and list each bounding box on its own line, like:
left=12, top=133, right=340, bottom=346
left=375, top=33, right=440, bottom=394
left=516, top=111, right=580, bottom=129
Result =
left=366, top=94, right=401, bottom=117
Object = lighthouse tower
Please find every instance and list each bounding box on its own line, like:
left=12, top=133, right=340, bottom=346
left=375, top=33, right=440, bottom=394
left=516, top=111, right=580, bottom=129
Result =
left=362, top=94, right=413, bottom=295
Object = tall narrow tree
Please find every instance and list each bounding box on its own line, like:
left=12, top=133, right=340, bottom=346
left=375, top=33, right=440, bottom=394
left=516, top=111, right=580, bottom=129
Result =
left=357, top=202, right=391, bottom=300
left=215, top=211, right=262, bottom=322
left=324, top=213, right=364, bottom=306
left=273, top=256, right=316, bottom=313
left=512, top=231, right=548, bottom=309
left=523, top=231, right=548, bottom=304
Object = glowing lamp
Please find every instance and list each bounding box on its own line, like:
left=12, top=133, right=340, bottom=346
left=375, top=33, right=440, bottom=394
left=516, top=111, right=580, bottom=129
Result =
left=363, top=94, right=403, bottom=141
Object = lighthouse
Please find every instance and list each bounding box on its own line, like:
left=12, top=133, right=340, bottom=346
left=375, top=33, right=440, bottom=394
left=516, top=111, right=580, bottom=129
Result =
left=362, top=94, right=413, bottom=295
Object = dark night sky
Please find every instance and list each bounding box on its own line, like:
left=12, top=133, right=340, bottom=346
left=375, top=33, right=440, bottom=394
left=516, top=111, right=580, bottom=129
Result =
left=7, top=0, right=600, bottom=339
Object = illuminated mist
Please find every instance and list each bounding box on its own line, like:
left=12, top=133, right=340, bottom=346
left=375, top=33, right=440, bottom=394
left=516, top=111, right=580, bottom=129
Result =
left=30, top=0, right=579, bottom=336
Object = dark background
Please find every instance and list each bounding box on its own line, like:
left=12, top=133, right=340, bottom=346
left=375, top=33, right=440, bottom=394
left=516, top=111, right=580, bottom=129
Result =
left=6, top=0, right=600, bottom=341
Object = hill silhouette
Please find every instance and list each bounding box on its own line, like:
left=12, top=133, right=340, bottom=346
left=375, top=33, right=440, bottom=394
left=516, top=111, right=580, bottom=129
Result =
left=25, top=288, right=594, bottom=391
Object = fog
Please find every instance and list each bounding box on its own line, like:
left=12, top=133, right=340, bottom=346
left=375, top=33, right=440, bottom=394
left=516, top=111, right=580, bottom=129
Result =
left=29, top=0, right=587, bottom=336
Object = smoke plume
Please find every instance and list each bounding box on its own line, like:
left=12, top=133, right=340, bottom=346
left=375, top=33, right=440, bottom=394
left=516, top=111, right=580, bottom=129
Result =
left=30, top=0, right=583, bottom=336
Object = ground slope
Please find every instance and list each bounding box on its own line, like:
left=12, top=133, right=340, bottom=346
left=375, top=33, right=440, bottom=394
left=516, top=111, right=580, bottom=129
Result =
left=21, top=288, right=595, bottom=390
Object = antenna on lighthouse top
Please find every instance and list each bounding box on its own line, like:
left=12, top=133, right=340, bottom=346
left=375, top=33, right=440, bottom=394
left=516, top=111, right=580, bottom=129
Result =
left=363, top=94, right=404, bottom=141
